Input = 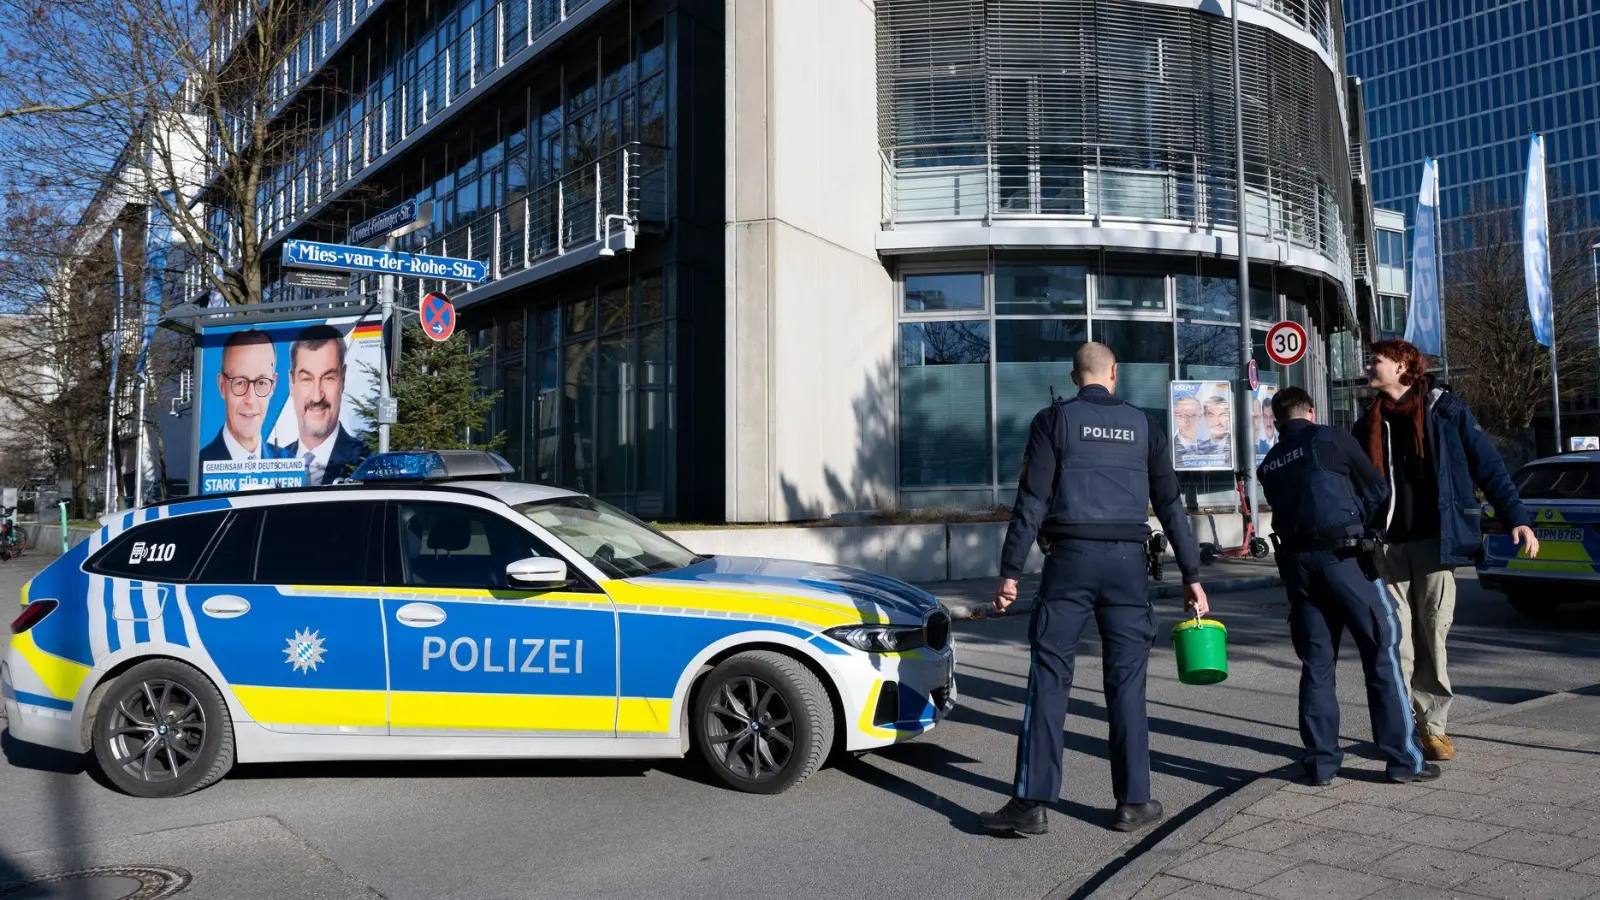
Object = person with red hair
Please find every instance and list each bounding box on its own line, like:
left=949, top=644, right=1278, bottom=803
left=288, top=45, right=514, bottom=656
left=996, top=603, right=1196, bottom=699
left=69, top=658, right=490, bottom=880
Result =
left=1353, top=339, right=1540, bottom=762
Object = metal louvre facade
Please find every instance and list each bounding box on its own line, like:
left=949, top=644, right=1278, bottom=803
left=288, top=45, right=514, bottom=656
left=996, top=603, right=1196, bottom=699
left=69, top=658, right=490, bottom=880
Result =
left=876, top=0, right=1355, bottom=271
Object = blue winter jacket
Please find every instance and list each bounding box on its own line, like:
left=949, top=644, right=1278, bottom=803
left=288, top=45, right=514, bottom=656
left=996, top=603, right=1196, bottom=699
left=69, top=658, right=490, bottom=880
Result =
left=1351, top=379, right=1532, bottom=567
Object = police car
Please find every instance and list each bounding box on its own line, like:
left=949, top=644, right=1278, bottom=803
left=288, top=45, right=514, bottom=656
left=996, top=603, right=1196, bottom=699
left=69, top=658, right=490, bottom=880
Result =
left=1478, top=450, right=1600, bottom=619
left=3, top=450, right=956, bottom=798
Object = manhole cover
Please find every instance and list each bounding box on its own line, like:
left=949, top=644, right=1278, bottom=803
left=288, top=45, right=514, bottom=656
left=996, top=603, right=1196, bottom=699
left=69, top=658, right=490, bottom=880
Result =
left=0, top=866, right=190, bottom=900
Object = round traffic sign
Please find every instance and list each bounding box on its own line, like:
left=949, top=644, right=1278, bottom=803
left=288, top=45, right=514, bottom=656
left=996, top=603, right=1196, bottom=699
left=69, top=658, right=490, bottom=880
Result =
left=1265, top=320, right=1308, bottom=366
left=1246, top=359, right=1259, bottom=391
left=421, top=292, right=455, bottom=342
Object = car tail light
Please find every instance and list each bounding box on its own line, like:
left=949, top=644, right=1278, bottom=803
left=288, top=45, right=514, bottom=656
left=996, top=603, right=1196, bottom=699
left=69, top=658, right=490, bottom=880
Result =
left=11, top=599, right=58, bottom=634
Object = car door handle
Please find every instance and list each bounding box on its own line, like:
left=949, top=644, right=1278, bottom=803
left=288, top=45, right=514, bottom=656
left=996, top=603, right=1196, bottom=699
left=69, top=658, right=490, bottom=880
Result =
left=201, top=595, right=251, bottom=619
left=395, top=602, right=446, bottom=627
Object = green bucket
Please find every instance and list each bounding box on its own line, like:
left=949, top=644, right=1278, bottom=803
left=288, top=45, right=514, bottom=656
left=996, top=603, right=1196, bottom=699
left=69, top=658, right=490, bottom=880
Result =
left=1171, top=617, right=1229, bottom=685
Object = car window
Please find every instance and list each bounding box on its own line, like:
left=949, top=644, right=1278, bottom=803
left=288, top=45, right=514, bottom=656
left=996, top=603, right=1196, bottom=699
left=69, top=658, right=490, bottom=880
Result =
left=195, top=509, right=263, bottom=584
left=256, top=501, right=383, bottom=586
left=89, top=511, right=228, bottom=582
left=396, top=502, right=554, bottom=589
left=515, top=496, right=699, bottom=579
left=1513, top=463, right=1600, bottom=501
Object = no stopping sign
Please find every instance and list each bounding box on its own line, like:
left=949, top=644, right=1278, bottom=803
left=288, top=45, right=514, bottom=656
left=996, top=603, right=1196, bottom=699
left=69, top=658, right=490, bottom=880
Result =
left=1265, top=320, right=1308, bottom=366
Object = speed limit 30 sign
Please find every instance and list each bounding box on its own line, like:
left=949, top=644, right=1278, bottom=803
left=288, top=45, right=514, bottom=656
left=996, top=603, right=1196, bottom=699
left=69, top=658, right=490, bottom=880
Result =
left=1265, top=320, right=1308, bottom=366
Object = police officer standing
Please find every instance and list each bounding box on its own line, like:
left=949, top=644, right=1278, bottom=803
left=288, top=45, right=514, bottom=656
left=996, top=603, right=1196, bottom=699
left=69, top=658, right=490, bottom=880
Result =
left=1255, top=386, right=1440, bottom=786
left=980, top=343, right=1207, bottom=837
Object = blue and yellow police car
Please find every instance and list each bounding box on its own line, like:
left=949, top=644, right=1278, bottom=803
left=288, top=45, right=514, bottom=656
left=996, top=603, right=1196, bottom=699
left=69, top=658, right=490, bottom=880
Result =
left=3, top=451, right=956, bottom=797
left=1478, top=450, right=1600, bottom=619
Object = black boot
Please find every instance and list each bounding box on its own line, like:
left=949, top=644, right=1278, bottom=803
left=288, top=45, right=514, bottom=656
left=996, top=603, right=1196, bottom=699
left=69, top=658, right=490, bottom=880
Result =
left=1387, top=763, right=1442, bottom=784
left=1112, top=800, right=1165, bottom=832
left=979, top=798, right=1048, bottom=835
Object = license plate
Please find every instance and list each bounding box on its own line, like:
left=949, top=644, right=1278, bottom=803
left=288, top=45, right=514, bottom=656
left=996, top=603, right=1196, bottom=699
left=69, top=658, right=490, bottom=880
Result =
left=1534, top=527, right=1585, bottom=543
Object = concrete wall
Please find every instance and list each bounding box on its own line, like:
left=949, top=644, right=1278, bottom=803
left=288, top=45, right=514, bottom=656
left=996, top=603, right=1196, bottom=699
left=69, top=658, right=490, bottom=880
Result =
left=725, top=0, right=894, bottom=523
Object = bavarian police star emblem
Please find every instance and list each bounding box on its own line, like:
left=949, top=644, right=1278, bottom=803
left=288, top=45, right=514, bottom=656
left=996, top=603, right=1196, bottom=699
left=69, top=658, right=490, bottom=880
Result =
left=284, top=628, right=327, bottom=674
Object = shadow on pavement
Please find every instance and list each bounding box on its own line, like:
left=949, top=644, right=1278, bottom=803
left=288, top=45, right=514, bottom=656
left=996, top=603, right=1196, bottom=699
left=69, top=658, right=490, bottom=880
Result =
left=2, top=728, right=88, bottom=776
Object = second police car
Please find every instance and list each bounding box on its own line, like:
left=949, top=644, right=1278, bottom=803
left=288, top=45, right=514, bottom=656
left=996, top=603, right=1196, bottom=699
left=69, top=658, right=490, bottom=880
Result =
left=1478, top=450, right=1600, bottom=619
left=3, top=451, right=957, bottom=797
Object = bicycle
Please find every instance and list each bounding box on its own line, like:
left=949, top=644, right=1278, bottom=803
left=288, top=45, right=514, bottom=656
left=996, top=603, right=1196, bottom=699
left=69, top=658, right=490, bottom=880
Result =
left=0, top=507, right=28, bottom=561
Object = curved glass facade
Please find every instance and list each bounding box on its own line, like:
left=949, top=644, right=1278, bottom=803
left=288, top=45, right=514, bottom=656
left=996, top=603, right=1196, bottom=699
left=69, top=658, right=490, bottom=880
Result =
left=877, top=0, right=1355, bottom=270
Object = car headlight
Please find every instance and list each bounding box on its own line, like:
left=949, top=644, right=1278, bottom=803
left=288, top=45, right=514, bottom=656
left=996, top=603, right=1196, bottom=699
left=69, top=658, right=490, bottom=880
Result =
left=823, top=624, right=926, bottom=653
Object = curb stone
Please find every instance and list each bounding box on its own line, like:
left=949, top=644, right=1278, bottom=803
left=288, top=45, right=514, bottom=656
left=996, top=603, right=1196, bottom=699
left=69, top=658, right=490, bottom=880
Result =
left=938, top=575, right=1283, bottom=621
left=1052, top=762, right=1302, bottom=900
left=1067, top=693, right=1593, bottom=900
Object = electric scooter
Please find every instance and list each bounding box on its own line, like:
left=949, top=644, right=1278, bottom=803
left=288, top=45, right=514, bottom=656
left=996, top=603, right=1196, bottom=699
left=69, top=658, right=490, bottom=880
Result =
left=1198, top=471, right=1271, bottom=564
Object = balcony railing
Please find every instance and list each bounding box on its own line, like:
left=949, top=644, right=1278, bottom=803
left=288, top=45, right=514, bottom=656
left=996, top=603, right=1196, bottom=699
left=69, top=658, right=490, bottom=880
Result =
left=216, top=0, right=607, bottom=247
left=880, top=141, right=1349, bottom=273
left=378, top=142, right=666, bottom=302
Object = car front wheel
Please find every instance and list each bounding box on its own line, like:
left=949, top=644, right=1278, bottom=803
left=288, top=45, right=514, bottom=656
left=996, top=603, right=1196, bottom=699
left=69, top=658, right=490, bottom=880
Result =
left=92, top=659, right=235, bottom=798
left=692, top=650, right=834, bottom=795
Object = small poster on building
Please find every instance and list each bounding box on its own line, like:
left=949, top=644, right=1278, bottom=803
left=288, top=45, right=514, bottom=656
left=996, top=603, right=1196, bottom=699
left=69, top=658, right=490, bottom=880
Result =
left=1571, top=436, right=1600, bottom=451
left=1252, top=382, right=1280, bottom=468
left=1170, top=380, right=1235, bottom=472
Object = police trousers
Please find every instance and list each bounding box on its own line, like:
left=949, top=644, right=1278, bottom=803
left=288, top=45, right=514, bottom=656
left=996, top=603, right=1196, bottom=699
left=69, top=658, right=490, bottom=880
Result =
left=1283, top=549, right=1425, bottom=782
left=1014, top=538, right=1155, bottom=805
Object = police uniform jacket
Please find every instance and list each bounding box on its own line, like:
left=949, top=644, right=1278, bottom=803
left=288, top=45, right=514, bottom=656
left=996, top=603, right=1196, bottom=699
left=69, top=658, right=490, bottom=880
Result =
left=1257, top=418, right=1391, bottom=550
left=1000, top=384, right=1201, bottom=583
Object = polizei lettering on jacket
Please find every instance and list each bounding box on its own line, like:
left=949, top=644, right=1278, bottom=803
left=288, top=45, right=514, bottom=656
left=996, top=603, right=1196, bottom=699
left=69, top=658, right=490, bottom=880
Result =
left=1080, top=424, right=1136, bottom=444
left=1260, top=447, right=1305, bottom=473
left=421, top=637, right=584, bottom=673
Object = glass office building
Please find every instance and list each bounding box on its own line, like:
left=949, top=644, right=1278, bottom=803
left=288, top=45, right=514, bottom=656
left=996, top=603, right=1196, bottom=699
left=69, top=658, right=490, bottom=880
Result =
left=158, top=0, right=1381, bottom=522
left=1346, top=1, right=1600, bottom=240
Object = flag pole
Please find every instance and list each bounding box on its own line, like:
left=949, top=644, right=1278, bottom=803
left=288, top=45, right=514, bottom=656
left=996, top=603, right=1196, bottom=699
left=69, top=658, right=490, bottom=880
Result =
left=1434, top=165, right=1450, bottom=383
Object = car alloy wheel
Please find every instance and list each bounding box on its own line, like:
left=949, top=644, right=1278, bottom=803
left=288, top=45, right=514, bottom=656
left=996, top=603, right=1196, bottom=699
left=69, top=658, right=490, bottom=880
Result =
left=105, top=678, right=207, bottom=785
left=93, top=658, right=235, bottom=798
left=703, top=675, right=796, bottom=781
left=692, top=650, right=833, bottom=795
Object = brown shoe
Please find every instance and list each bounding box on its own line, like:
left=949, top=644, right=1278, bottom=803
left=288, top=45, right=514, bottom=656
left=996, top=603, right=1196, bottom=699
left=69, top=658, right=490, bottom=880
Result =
left=1421, top=734, right=1455, bottom=761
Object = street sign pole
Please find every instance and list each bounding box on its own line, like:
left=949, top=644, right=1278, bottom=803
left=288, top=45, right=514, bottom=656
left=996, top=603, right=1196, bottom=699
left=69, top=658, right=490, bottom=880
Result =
left=379, top=235, right=396, bottom=454
left=1230, top=0, right=1259, bottom=535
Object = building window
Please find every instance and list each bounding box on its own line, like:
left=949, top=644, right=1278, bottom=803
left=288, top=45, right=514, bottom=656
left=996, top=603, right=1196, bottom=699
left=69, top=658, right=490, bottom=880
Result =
left=905, top=272, right=985, bottom=312
left=995, top=264, right=1086, bottom=315
left=1097, top=267, right=1167, bottom=313
left=899, top=321, right=992, bottom=486
left=995, top=320, right=1085, bottom=483
left=1095, top=319, right=1174, bottom=425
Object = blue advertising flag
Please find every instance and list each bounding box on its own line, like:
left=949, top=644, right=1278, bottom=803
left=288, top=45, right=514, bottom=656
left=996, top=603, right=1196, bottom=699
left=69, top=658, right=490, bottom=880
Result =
left=1404, top=158, right=1443, bottom=357
left=1523, top=134, right=1554, bottom=347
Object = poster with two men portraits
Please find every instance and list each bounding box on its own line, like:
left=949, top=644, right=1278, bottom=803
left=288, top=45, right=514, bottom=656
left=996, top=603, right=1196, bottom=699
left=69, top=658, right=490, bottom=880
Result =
left=1169, top=379, right=1280, bottom=473
left=195, top=314, right=387, bottom=494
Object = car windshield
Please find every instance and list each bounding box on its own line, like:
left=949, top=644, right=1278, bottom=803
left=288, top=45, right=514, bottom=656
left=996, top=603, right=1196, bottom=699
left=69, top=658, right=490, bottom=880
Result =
left=516, top=496, right=702, bottom=578
left=1513, top=462, right=1600, bottom=501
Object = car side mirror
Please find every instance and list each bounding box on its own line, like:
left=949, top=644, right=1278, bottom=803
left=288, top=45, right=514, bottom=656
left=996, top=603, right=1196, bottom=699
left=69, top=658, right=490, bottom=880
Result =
left=506, top=556, right=568, bottom=587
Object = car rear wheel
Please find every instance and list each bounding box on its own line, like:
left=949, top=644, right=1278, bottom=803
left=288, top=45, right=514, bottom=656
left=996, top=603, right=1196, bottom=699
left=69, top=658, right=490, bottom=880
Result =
left=92, top=659, right=235, bottom=798
left=1507, top=590, right=1560, bottom=621
left=692, top=650, right=834, bottom=795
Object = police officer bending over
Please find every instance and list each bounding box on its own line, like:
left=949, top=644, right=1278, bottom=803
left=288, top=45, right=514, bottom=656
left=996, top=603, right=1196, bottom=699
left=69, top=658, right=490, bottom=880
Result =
left=1256, top=386, right=1440, bottom=786
left=980, top=342, right=1207, bottom=837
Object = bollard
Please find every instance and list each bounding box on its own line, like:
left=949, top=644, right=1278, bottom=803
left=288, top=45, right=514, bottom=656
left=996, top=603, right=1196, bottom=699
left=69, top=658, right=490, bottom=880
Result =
left=59, top=501, right=68, bottom=555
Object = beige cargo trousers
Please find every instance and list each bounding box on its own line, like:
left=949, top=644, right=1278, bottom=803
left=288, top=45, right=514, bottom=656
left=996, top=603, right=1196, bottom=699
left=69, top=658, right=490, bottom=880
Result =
left=1377, top=538, right=1455, bottom=736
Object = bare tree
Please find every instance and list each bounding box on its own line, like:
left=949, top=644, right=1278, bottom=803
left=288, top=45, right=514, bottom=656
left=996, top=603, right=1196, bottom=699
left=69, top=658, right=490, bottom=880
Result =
left=0, top=0, right=344, bottom=309
left=1443, top=190, right=1600, bottom=445
left=0, top=196, right=140, bottom=517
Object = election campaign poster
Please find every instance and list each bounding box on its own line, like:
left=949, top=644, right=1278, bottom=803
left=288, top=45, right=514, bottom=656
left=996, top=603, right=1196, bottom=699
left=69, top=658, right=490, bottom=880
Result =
left=1571, top=436, right=1600, bottom=452
left=1251, top=381, right=1280, bottom=468
left=195, top=314, right=386, bottom=494
left=1171, top=380, right=1235, bottom=472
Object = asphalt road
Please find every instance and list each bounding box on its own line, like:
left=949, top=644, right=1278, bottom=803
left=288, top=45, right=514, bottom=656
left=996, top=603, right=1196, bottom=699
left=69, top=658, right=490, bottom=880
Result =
left=2, top=552, right=1597, bottom=900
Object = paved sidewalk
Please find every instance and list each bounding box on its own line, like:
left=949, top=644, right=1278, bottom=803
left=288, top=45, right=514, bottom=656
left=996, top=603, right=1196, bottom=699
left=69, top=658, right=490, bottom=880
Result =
left=923, top=558, right=1281, bottom=620
left=1089, top=692, right=1600, bottom=900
